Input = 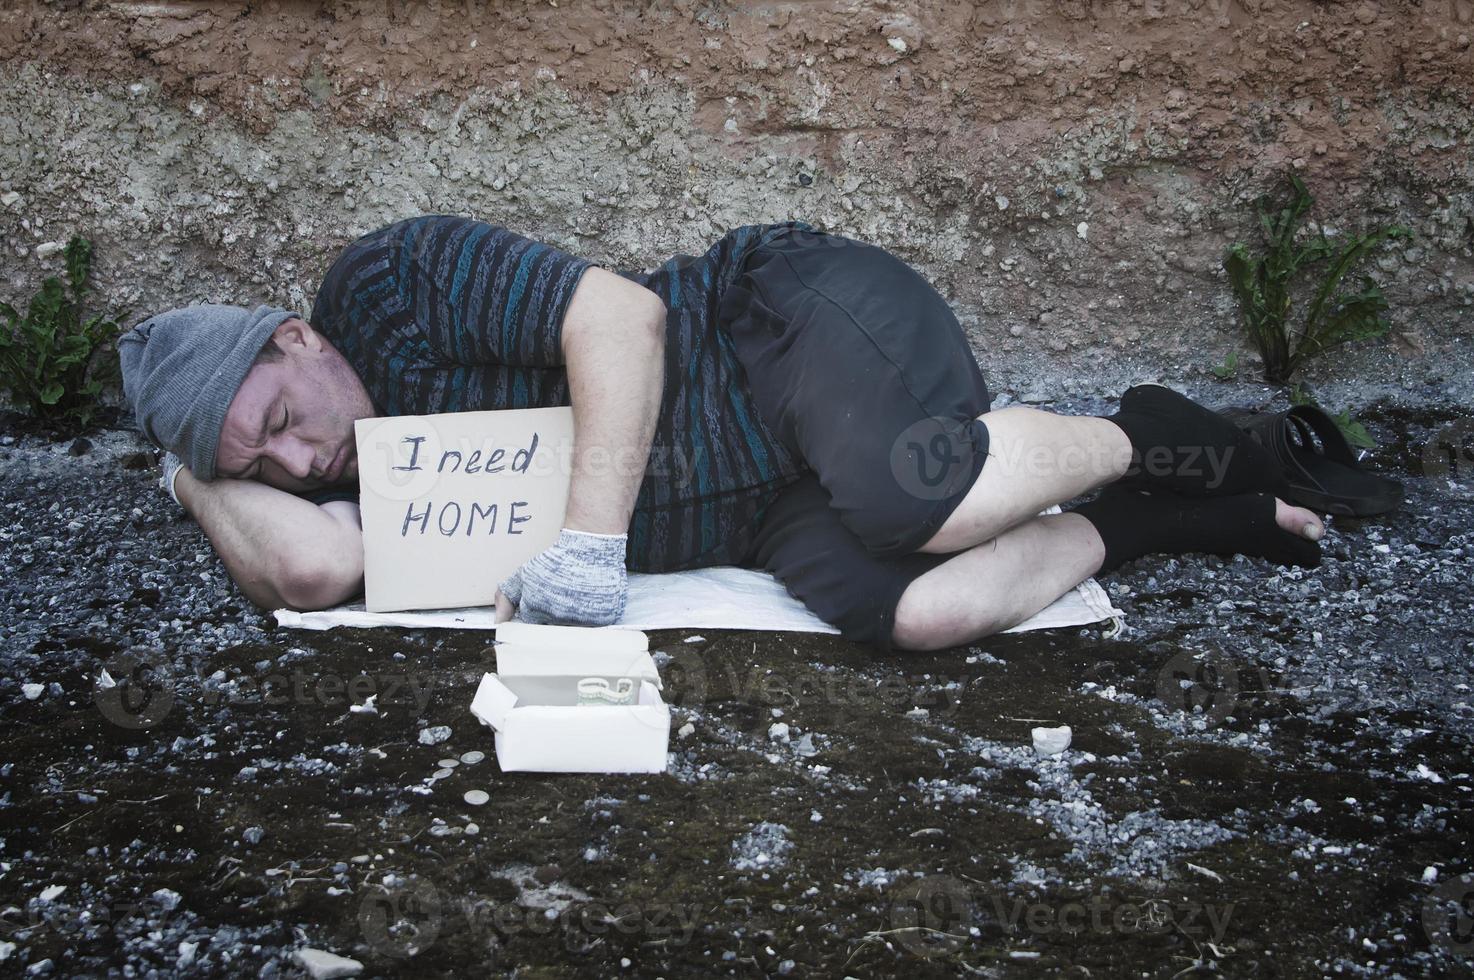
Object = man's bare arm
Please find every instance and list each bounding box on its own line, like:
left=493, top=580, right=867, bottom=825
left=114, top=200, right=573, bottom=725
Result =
left=559, top=266, right=667, bottom=534
left=174, top=469, right=363, bottom=611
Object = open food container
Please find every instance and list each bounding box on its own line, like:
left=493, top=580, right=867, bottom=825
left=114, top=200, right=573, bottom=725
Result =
left=469, top=621, right=670, bottom=773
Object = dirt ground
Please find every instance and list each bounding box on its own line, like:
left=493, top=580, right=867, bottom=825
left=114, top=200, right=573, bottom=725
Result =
left=2, top=395, right=1473, bottom=977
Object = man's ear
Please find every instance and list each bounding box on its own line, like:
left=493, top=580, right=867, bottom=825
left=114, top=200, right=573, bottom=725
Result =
left=271, top=317, right=322, bottom=353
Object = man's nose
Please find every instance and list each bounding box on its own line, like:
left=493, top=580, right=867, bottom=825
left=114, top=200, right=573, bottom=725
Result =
left=271, top=436, right=316, bottom=480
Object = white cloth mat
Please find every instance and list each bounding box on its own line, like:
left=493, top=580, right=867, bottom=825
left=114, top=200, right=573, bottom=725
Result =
left=273, top=564, right=1123, bottom=637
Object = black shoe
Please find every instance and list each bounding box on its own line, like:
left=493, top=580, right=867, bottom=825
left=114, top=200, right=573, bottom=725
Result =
left=1109, top=385, right=1291, bottom=498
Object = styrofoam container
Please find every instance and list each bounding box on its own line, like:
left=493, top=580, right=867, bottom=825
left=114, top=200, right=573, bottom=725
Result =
left=468, top=624, right=669, bottom=773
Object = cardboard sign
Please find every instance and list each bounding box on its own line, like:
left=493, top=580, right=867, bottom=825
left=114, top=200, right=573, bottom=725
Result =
left=354, top=407, right=576, bottom=612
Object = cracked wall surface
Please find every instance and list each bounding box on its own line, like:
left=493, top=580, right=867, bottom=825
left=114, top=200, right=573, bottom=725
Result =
left=2, top=0, right=1471, bottom=404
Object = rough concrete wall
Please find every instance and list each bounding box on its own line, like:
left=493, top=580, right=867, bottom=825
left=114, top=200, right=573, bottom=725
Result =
left=2, top=0, right=1471, bottom=405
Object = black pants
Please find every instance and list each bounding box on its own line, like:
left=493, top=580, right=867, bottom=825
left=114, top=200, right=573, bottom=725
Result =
left=719, top=227, right=993, bottom=651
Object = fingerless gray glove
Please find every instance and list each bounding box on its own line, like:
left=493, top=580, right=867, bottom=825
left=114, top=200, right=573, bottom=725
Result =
left=160, top=451, right=185, bottom=507
left=497, top=528, right=629, bottom=626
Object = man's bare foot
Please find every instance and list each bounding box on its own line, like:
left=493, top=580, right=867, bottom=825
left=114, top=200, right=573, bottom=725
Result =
left=1067, top=485, right=1324, bottom=575
left=1275, top=499, right=1325, bottom=541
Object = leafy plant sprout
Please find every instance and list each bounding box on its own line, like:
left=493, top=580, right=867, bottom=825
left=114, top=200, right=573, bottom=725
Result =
left=1223, top=175, right=1410, bottom=386
left=0, top=235, right=122, bottom=432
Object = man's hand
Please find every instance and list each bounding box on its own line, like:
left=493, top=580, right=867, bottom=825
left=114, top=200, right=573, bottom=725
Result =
left=495, top=528, right=628, bottom=626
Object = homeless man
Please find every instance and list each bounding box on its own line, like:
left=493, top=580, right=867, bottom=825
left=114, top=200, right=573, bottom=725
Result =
left=117, top=215, right=1325, bottom=650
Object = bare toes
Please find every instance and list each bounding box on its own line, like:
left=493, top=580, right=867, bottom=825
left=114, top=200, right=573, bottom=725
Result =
left=1275, top=498, right=1324, bottom=541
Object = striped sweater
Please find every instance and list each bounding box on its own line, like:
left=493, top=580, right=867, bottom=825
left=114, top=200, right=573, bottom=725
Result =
left=308, top=214, right=812, bottom=572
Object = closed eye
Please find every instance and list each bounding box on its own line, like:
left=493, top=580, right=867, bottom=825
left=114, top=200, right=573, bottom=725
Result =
left=237, top=403, right=288, bottom=480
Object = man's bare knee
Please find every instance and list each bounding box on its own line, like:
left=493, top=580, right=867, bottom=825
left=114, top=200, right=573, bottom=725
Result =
left=891, top=579, right=1005, bottom=652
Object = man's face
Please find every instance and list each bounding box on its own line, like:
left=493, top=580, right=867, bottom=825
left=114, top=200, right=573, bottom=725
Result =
left=215, top=318, right=377, bottom=493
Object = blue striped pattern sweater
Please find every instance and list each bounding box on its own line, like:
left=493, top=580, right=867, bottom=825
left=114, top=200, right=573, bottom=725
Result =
left=308, top=214, right=811, bottom=572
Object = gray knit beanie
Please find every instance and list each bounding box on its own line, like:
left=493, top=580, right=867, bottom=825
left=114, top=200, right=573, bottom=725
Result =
left=117, top=304, right=299, bottom=481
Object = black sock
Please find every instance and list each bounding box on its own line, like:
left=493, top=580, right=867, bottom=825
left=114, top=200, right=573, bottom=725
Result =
left=1068, top=485, right=1321, bottom=576
left=1105, top=385, right=1288, bottom=497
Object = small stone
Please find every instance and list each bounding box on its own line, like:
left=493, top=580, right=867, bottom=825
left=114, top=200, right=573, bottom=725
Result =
left=1032, top=725, right=1072, bottom=756
left=34, top=241, right=65, bottom=260
left=464, top=822, right=479, bottom=836
left=67, top=437, right=92, bottom=456
left=678, top=722, right=695, bottom=738
left=1076, top=222, right=1089, bottom=240
left=418, top=725, right=451, bottom=745
left=0, top=191, right=20, bottom=208
left=995, top=194, right=1010, bottom=211
left=768, top=722, right=790, bottom=742
left=459, top=750, right=485, bottom=764
left=464, top=790, right=490, bottom=806
left=39, top=884, right=66, bottom=902
left=242, top=826, right=265, bottom=845
left=22, top=683, right=44, bottom=700
left=292, top=948, right=363, bottom=979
